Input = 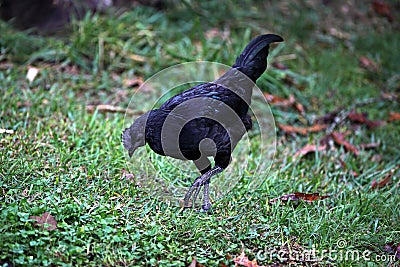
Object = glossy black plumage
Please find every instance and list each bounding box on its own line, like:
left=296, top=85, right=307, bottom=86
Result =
left=123, top=34, right=283, bottom=212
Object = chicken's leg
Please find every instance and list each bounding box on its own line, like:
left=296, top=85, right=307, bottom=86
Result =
left=184, top=166, right=223, bottom=212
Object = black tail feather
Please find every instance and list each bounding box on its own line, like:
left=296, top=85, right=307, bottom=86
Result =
left=232, top=34, right=283, bottom=81
left=233, top=34, right=283, bottom=68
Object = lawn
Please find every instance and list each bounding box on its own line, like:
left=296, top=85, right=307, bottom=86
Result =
left=1, top=1, right=399, bottom=266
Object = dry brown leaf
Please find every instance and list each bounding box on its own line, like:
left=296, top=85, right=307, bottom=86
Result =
left=264, top=93, right=305, bottom=113
left=318, top=133, right=333, bottom=147
left=364, top=120, right=386, bottom=128
left=381, top=92, right=399, bottom=101
left=348, top=111, right=368, bottom=122
left=372, top=0, right=394, bottom=22
left=233, top=251, right=265, bottom=267
left=293, top=192, right=330, bottom=202
left=307, top=124, right=328, bottom=132
left=123, top=77, right=143, bottom=88
left=189, top=258, right=197, bottom=267
left=287, top=94, right=296, bottom=105
left=383, top=242, right=400, bottom=260
left=129, top=54, right=146, bottom=62
left=189, top=258, right=206, bottom=267
left=269, top=192, right=329, bottom=204
left=264, top=93, right=292, bottom=105
left=294, top=102, right=305, bottom=113
left=278, top=123, right=327, bottom=135
left=294, top=144, right=326, bottom=158
left=86, top=104, right=125, bottom=113
left=277, top=124, right=307, bottom=135
left=329, top=27, right=351, bottom=40
left=359, top=142, right=380, bottom=150
left=16, top=101, right=32, bottom=108
left=388, top=112, right=400, bottom=122
left=359, top=56, right=379, bottom=72
left=121, top=169, right=135, bottom=180
left=271, top=62, right=288, bottom=70
left=331, top=132, right=359, bottom=156
left=348, top=111, right=385, bottom=128
left=371, top=174, right=392, bottom=189
left=30, top=212, right=57, bottom=231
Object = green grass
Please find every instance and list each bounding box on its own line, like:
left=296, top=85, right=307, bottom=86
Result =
left=1, top=1, right=400, bottom=266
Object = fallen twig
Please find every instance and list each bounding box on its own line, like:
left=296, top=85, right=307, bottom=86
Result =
left=86, top=104, right=140, bottom=115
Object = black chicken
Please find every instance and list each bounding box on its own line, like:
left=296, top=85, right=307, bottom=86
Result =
left=122, top=34, right=283, bottom=212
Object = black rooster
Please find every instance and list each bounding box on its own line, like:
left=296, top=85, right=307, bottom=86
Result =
left=122, top=34, right=283, bottom=212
